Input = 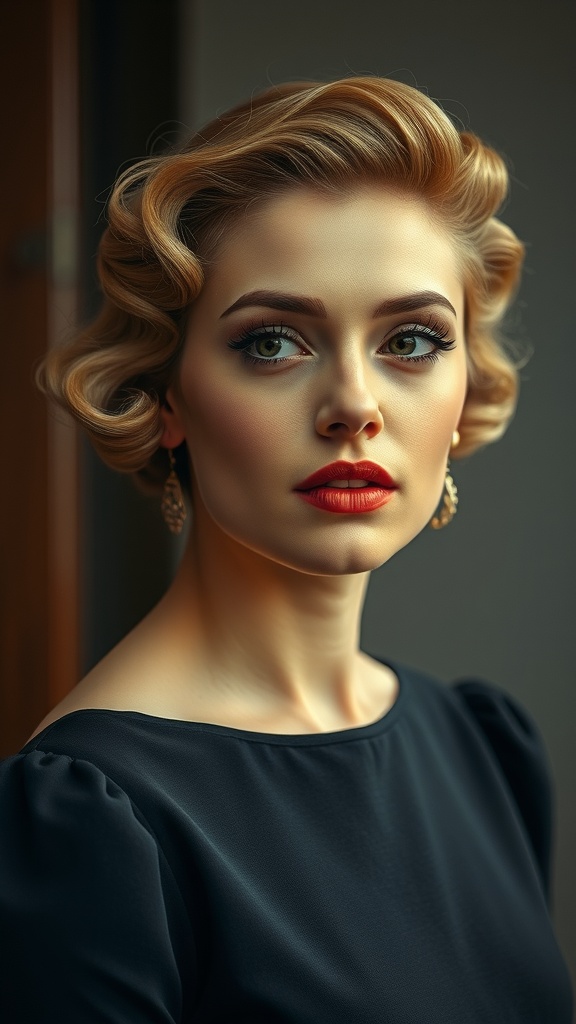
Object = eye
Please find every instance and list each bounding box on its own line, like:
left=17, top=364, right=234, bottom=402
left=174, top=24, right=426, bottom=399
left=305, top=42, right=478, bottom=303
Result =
left=388, top=333, right=436, bottom=358
left=250, top=333, right=301, bottom=360
left=228, top=323, right=308, bottom=365
left=380, top=322, right=456, bottom=364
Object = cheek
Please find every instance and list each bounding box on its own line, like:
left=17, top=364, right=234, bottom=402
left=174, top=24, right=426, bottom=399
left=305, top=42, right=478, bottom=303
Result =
left=399, top=362, right=466, bottom=450
left=183, top=376, right=282, bottom=484
left=410, top=401, right=460, bottom=457
left=398, top=362, right=467, bottom=501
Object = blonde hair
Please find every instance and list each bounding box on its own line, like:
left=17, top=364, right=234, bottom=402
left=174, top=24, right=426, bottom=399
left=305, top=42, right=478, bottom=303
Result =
left=38, top=76, right=525, bottom=493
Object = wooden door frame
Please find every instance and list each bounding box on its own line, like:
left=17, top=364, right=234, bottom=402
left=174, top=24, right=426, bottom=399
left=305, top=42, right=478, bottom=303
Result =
left=0, top=0, right=81, bottom=755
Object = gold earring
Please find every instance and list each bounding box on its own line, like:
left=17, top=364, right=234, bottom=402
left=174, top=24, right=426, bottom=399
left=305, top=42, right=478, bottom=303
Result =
left=430, top=464, right=458, bottom=529
left=161, top=449, right=187, bottom=535
left=430, top=430, right=460, bottom=530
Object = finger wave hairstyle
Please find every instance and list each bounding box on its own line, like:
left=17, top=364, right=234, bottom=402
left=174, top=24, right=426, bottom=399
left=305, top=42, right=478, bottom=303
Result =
left=38, top=76, right=525, bottom=494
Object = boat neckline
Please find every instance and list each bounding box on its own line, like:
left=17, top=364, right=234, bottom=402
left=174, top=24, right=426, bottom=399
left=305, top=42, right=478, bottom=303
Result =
left=27, top=656, right=408, bottom=748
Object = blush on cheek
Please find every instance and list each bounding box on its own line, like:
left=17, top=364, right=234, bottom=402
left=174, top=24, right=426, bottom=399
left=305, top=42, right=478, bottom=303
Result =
left=188, top=389, right=279, bottom=484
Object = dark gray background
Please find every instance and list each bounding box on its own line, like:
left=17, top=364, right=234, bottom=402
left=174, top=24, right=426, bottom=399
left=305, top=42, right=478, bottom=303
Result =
left=82, top=0, right=576, bottom=983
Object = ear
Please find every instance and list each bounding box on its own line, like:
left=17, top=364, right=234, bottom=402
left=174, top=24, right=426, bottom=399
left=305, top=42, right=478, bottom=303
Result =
left=159, top=387, right=186, bottom=450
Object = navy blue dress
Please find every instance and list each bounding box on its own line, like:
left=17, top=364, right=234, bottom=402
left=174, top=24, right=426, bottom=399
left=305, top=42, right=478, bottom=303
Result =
left=0, top=660, right=572, bottom=1021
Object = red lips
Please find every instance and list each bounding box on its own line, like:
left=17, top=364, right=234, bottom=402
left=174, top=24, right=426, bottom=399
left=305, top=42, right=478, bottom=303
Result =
left=295, top=461, right=398, bottom=491
left=294, top=461, right=398, bottom=514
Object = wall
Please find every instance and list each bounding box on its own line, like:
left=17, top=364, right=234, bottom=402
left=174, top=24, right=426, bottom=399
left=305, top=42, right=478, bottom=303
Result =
left=79, top=0, right=181, bottom=670
left=184, top=0, right=576, bottom=981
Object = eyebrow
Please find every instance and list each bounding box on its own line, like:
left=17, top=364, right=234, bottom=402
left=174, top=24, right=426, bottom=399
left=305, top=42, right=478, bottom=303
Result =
left=220, top=289, right=458, bottom=320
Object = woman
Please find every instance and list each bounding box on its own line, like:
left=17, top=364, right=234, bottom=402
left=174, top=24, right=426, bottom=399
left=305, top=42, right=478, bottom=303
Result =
left=0, top=77, right=572, bottom=1021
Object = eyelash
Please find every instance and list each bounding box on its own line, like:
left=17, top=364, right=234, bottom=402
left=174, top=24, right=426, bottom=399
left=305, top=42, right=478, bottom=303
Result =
left=227, top=317, right=456, bottom=367
left=391, top=320, right=456, bottom=364
left=228, top=322, right=304, bottom=366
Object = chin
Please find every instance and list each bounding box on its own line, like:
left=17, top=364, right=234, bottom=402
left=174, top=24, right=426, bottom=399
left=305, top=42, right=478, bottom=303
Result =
left=272, top=516, right=430, bottom=577
left=300, top=547, right=405, bottom=577
left=236, top=532, right=412, bottom=578
left=301, top=555, right=396, bottom=577
left=198, top=501, right=430, bottom=579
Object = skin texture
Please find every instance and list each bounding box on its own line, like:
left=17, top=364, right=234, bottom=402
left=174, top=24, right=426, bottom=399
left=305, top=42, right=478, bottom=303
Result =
left=167, top=186, right=467, bottom=577
left=30, top=185, right=468, bottom=738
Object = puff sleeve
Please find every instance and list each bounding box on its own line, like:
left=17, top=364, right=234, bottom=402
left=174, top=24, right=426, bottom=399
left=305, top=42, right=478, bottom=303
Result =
left=453, top=680, right=554, bottom=903
left=0, top=750, right=193, bottom=1022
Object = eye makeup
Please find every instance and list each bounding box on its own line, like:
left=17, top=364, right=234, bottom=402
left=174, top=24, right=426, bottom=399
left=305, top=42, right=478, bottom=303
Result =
left=226, top=312, right=456, bottom=368
left=227, top=320, right=309, bottom=366
left=382, top=317, right=456, bottom=364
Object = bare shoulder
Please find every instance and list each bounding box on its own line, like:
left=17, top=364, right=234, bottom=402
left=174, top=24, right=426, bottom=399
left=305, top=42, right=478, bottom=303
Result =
left=26, top=669, right=136, bottom=743
left=26, top=625, right=177, bottom=742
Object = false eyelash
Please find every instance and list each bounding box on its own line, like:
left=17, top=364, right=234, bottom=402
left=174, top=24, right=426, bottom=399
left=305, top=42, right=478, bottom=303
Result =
left=227, top=320, right=302, bottom=351
left=389, top=318, right=454, bottom=346
left=383, top=319, right=456, bottom=362
left=227, top=316, right=457, bottom=367
left=406, top=313, right=451, bottom=336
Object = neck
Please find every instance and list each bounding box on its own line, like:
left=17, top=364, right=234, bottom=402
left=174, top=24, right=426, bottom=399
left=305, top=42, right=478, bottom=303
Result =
left=157, top=509, right=375, bottom=728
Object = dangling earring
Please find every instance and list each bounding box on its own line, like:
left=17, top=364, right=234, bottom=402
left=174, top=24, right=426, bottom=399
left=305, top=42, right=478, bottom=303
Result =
left=430, top=430, right=460, bottom=530
left=161, top=449, right=187, bottom=535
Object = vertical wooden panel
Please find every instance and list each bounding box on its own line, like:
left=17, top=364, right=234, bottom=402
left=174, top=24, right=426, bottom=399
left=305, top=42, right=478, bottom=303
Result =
left=0, top=0, right=80, bottom=755
left=47, top=0, right=81, bottom=707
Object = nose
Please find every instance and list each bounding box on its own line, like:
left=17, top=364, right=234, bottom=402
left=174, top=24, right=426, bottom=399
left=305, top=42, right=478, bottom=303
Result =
left=314, top=352, right=384, bottom=441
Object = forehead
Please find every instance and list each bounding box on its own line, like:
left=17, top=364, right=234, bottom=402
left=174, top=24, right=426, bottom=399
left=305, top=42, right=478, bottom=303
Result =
left=201, top=185, right=463, bottom=315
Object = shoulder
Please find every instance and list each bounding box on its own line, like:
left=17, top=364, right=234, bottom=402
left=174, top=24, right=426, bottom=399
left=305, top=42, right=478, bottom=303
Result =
left=453, top=671, right=552, bottom=749
left=452, top=676, right=554, bottom=896
left=25, top=613, right=211, bottom=743
left=393, top=662, right=555, bottom=896
left=450, top=678, right=552, bottom=803
left=12, top=706, right=183, bottom=808
left=26, top=646, right=181, bottom=743
left=448, top=679, right=553, bottom=872
left=405, top=665, right=553, bottom=822
left=0, top=745, right=158, bottom=849
left=399, top=662, right=549, bottom=770
left=0, top=748, right=194, bottom=1017
left=0, top=734, right=196, bottom=916
left=0, top=748, right=171, bottom=927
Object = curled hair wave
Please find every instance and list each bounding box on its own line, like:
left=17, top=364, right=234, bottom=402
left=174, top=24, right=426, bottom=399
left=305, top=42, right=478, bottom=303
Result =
left=37, top=77, right=525, bottom=492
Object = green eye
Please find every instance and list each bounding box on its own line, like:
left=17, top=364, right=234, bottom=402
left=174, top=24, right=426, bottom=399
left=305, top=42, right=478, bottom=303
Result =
left=228, top=324, right=307, bottom=365
left=389, top=335, right=417, bottom=356
left=382, top=322, right=456, bottom=364
left=255, top=337, right=283, bottom=358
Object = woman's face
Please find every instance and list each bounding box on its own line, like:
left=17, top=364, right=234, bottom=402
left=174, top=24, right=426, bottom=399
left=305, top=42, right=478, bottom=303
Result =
left=164, top=185, right=468, bottom=576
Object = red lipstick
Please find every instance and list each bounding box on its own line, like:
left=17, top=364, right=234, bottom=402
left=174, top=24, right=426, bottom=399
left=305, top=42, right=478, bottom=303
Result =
left=294, top=460, right=398, bottom=514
